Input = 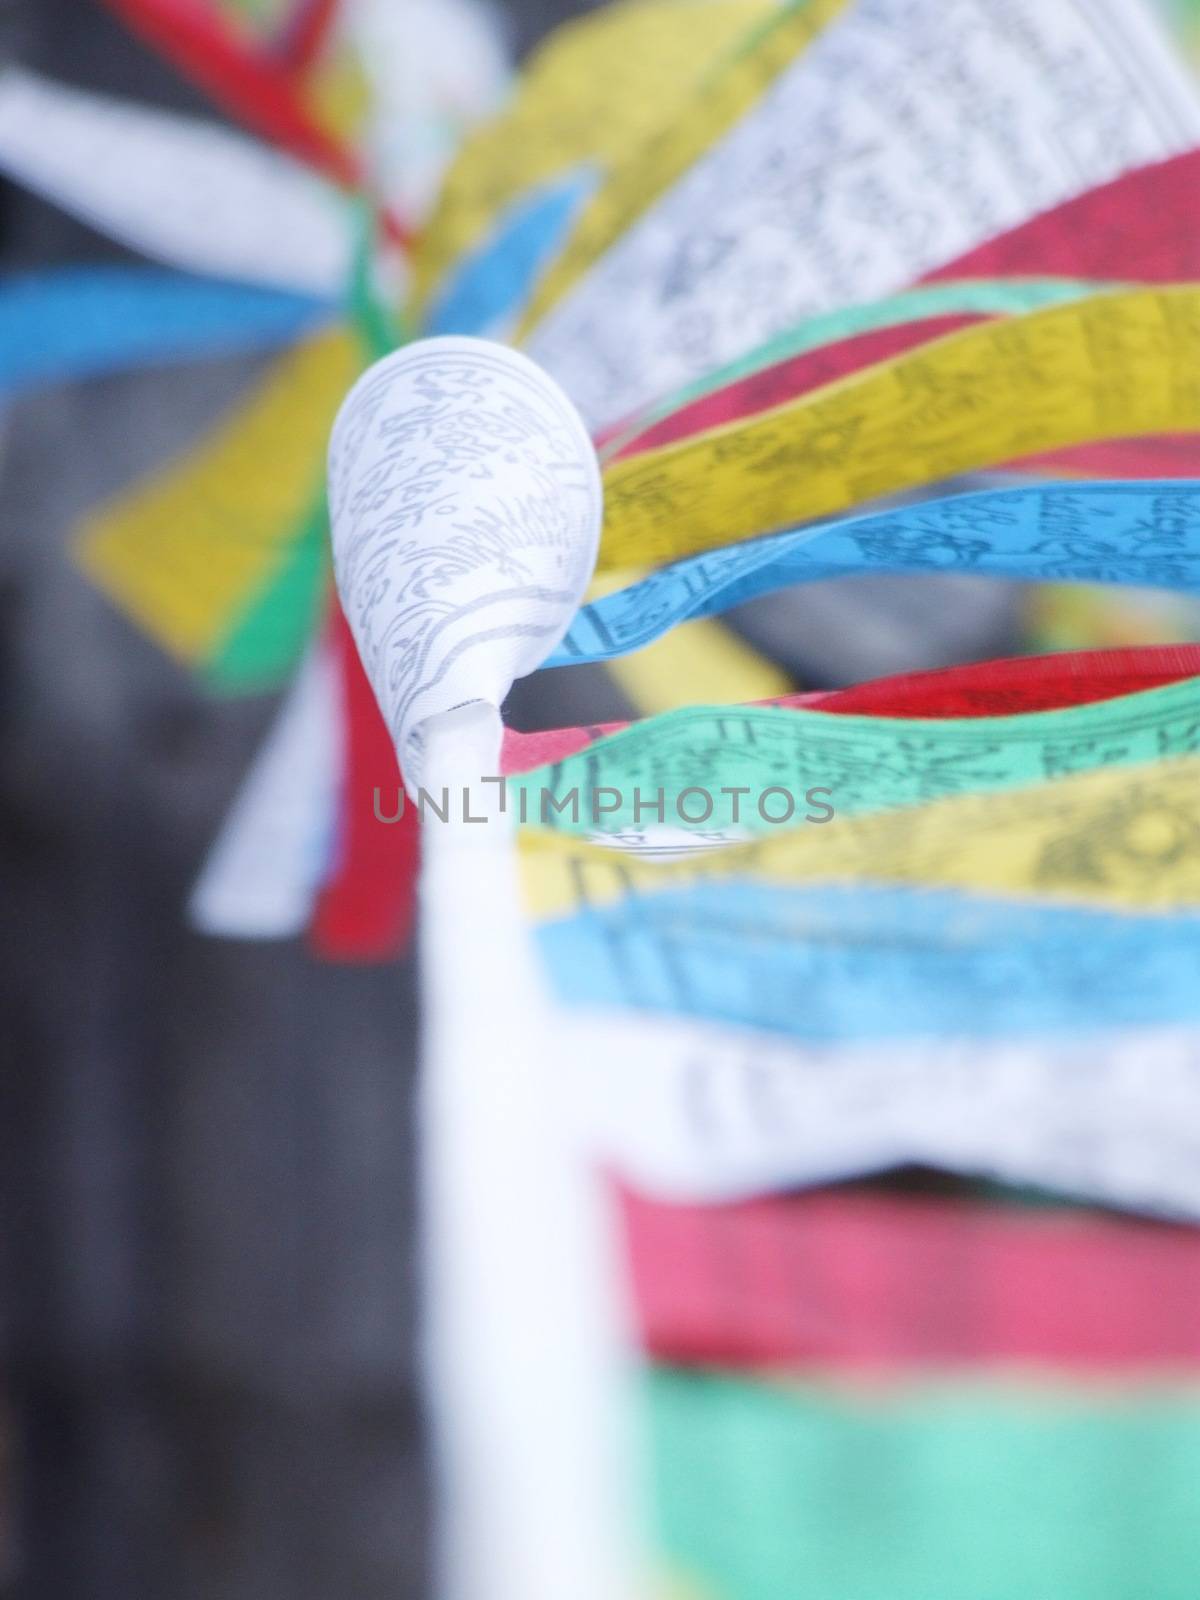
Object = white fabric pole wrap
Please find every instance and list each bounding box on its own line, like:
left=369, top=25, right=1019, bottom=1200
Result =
left=327, top=334, right=603, bottom=792
left=328, top=338, right=635, bottom=1600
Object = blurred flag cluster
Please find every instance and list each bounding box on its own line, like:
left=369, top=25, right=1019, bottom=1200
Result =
left=9, top=0, right=1200, bottom=1594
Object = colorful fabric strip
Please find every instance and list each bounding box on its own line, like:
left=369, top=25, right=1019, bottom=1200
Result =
left=510, top=672, right=1200, bottom=841
left=0, top=266, right=331, bottom=400
left=552, top=482, right=1200, bottom=665
left=535, top=880, right=1200, bottom=1043
left=647, top=1367, right=1200, bottom=1600
left=599, top=289, right=1200, bottom=568
left=622, top=1185, right=1200, bottom=1369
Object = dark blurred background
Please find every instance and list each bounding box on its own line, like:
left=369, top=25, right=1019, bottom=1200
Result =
left=0, top=4, right=604, bottom=1597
